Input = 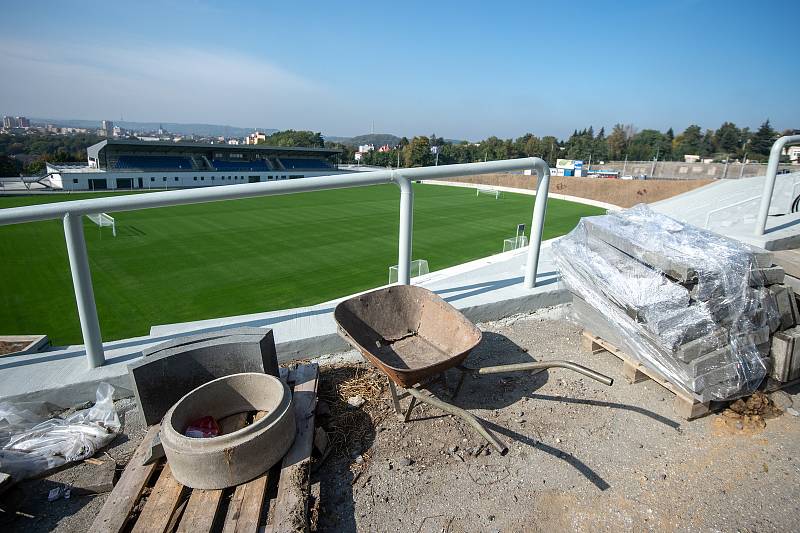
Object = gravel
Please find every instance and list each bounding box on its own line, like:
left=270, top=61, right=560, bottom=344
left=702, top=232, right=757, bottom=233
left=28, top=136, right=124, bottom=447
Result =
left=5, top=304, right=799, bottom=532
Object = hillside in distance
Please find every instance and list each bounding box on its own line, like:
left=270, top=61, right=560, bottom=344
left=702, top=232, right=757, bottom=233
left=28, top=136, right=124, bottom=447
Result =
left=29, top=117, right=275, bottom=138
left=325, top=133, right=402, bottom=147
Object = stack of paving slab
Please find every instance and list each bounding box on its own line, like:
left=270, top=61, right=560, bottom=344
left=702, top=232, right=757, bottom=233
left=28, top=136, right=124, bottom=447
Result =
left=553, top=205, right=798, bottom=402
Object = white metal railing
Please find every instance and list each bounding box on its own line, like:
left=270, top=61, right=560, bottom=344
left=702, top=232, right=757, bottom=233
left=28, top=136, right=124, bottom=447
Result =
left=755, top=135, right=800, bottom=235
left=0, top=158, right=551, bottom=368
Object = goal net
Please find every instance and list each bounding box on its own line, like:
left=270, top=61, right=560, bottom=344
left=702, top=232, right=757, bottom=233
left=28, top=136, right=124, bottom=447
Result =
left=388, top=259, right=430, bottom=284
left=86, top=213, right=116, bottom=236
left=502, top=235, right=528, bottom=252
left=476, top=187, right=501, bottom=199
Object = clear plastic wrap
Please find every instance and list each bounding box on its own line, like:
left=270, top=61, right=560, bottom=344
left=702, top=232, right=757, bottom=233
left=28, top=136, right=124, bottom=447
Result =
left=553, top=204, right=778, bottom=401
left=0, top=383, right=121, bottom=480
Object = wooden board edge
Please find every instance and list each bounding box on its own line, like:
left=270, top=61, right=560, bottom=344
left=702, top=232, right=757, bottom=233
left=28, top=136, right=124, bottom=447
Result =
left=91, top=424, right=162, bottom=533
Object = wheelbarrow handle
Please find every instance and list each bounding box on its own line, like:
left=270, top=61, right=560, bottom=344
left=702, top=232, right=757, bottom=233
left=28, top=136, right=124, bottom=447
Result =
left=475, top=360, right=614, bottom=387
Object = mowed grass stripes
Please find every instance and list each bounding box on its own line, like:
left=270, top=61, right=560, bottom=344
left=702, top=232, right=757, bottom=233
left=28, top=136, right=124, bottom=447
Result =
left=0, top=184, right=604, bottom=344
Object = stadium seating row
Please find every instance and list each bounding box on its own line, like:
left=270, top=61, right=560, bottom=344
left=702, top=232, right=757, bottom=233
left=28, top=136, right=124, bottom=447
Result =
left=278, top=158, right=333, bottom=170
left=211, top=159, right=272, bottom=171
left=114, top=155, right=194, bottom=170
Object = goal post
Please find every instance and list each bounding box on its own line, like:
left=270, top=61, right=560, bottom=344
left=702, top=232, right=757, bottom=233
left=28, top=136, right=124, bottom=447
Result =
left=388, top=259, right=430, bottom=284
left=502, top=235, right=528, bottom=252
left=86, top=212, right=116, bottom=236
left=476, top=187, right=501, bottom=199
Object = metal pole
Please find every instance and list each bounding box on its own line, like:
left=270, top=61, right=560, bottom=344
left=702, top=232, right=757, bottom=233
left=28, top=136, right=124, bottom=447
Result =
left=396, top=175, right=413, bottom=285
left=63, top=213, right=105, bottom=368
left=754, top=135, right=800, bottom=236
left=523, top=159, right=551, bottom=288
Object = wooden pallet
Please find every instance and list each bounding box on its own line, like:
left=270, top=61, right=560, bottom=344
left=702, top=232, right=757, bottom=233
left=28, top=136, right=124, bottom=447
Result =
left=91, top=363, right=319, bottom=533
left=580, top=331, right=711, bottom=420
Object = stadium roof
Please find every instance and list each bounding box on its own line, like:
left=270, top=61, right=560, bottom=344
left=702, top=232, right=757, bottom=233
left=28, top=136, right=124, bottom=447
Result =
left=87, top=139, right=341, bottom=159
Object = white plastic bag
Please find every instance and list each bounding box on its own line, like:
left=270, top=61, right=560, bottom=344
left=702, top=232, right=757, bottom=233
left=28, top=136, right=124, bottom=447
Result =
left=0, top=383, right=121, bottom=480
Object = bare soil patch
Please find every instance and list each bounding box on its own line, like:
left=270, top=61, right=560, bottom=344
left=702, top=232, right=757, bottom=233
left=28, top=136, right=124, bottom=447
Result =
left=452, top=173, right=714, bottom=208
left=0, top=341, right=29, bottom=355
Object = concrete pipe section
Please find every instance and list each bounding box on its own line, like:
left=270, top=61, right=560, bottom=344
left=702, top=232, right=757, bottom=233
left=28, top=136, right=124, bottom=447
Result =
left=161, top=372, right=295, bottom=489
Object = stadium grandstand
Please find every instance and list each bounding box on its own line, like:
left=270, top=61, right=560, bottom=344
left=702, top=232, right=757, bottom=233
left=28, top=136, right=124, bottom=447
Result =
left=44, top=139, right=343, bottom=190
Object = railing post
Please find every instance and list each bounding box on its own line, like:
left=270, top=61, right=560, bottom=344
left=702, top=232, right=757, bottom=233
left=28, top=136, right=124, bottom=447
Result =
left=755, top=135, right=800, bottom=236
left=63, top=212, right=105, bottom=368
left=524, top=161, right=551, bottom=289
left=396, top=175, right=414, bottom=285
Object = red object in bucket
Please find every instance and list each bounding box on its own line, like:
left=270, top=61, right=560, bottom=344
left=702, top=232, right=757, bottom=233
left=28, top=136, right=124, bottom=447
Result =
left=185, top=416, right=220, bottom=438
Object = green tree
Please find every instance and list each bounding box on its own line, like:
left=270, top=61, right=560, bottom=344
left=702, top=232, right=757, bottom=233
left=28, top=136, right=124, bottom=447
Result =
left=749, top=119, right=777, bottom=159
left=606, top=124, right=628, bottom=160
left=672, top=125, right=703, bottom=158
left=0, top=155, right=22, bottom=176
left=627, top=129, right=670, bottom=160
left=259, top=130, right=324, bottom=148
left=714, top=122, right=741, bottom=154
left=404, top=136, right=433, bottom=167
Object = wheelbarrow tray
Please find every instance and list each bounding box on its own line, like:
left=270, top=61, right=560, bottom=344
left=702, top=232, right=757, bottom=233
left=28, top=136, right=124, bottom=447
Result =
left=334, top=285, right=482, bottom=388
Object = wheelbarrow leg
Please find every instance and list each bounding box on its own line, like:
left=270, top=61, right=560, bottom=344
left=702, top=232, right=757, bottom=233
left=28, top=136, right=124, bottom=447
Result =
left=403, top=395, right=418, bottom=422
left=405, top=387, right=508, bottom=455
left=451, top=366, right=468, bottom=399
left=388, top=379, right=403, bottom=415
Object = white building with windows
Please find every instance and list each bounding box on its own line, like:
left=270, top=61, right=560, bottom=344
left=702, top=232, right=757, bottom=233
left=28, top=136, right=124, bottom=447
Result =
left=45, top=139, right=345, bottom=191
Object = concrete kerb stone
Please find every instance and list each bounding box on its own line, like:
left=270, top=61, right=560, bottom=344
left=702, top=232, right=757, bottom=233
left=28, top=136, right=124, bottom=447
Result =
left=161, top=372, right=295, bottom=489
left=128, top=328, right=279, bottom=426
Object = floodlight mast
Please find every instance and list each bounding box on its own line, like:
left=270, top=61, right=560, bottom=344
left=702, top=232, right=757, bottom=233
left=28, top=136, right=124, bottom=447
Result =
left=0, top=157, right=551, bottom=368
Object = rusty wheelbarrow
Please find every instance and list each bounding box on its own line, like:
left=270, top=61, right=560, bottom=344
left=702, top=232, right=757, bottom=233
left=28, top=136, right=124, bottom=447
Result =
left=334, top=285, right=613, bottom=455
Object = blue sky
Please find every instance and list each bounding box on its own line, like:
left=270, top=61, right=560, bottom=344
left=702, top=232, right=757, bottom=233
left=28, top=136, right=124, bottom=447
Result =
left=1, top=0, right=796, bottom=140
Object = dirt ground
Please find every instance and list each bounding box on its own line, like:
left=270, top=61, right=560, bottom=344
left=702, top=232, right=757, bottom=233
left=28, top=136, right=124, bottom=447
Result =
left=3, top=305, right=799, bottom=532
left=452, top=173, right=714, bottom=208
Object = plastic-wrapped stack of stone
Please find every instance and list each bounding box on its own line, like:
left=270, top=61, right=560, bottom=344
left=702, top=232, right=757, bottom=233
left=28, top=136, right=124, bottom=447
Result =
left=553, top=204, right=798, bottom=402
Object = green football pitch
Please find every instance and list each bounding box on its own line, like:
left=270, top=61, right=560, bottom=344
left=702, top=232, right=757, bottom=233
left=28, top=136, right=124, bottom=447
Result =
left=0, top=184, right=604, bottom=345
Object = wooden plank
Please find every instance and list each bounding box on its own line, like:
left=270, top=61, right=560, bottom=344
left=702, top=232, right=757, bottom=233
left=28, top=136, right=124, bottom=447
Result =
left=92, top=424, right=162, bottom=533
left=220, top=412, right=255, bottom=533
left=272, top=363, right=319, bottom=533
left=582, top=331, right=709, bottom=420
left=622, top=361, right=649, bottom=384
left=131, top=464, right=188, bottom=533
left=221, top=411, right=272, bottom=533
left=177, top=489, right=224, bottom=533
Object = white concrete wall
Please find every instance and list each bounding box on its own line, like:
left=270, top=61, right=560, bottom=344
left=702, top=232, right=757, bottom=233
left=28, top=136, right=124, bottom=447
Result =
left=48, top=169, right=349, bottom=191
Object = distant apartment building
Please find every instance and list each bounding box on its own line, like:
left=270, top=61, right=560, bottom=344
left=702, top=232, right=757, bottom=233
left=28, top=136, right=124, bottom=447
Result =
left=3, top=116, right=17, bottom=129
left=16, top=116, right=30, bottom=128
left=786, top=145, right=800, bottom=164
left=102, top=120, right=114, bottom=137
left=246, top=131, right=268, bottom=145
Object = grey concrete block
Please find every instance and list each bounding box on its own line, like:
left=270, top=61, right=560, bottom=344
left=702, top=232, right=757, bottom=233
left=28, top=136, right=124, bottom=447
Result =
left=678, top=346, right=733, bottom=377
left=790, top=327, right=800, bottom=381
left=769, top=285, right=798, bottom=331
left=749, top=266, right=785, bottom=287
left=583, top=219, right=698, bottom=282
left=770, top=331, right=794, bottom=382
left=674, top=329, right=727, bottom=363
left=743, top=244, right=774, bottom=269
left=584, top=235, right=690, bottom=322
left=645, top=304, right=716, bottom=348
left=732, top=325, right=771, bottom=348
left=129, top=328, right=279, bottom=426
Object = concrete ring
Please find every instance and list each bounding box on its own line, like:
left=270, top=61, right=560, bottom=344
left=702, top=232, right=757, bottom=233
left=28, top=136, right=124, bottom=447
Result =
left=161, top=372, right=295, bottom=489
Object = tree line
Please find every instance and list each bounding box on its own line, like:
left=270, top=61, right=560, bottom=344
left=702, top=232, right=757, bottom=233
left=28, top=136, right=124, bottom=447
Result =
left=0, top=120, right=792, bottom=176
left=358, top=120, right=790, bottom=168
